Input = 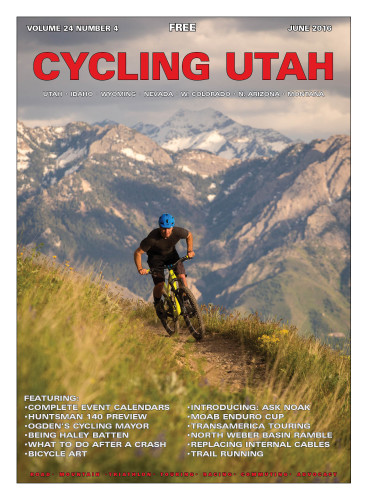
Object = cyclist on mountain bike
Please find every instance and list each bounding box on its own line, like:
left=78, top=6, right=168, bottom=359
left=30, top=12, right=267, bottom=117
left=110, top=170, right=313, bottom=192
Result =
left=134, top=213, right=195, bottom=312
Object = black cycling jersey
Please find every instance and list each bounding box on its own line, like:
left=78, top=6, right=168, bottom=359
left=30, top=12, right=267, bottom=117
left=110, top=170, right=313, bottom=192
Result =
left=140, top=227, right=189, bottom=257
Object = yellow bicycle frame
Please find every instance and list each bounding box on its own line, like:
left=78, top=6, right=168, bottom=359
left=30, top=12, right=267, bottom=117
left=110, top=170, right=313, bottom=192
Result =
left=164, top=268, right=182, bottom=316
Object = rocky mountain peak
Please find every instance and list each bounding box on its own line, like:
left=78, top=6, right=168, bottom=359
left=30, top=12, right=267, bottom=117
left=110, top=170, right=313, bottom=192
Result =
left=17, top=117, right=350, bottom=341
left=89, top=124, right=173, bottom=166
left=133, top=108, right=294, bottom=160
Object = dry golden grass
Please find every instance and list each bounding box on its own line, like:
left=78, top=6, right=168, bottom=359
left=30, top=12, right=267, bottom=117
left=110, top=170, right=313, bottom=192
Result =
left=17, top=248, right=350, bottom=483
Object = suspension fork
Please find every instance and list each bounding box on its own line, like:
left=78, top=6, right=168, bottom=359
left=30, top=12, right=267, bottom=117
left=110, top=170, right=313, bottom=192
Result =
left=168, top=269, right=182, bottom=316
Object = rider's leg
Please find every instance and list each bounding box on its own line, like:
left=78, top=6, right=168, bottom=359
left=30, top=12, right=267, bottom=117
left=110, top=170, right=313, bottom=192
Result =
left=153, top=282, right=165, bottom=318
left=153, top=281, right=165, bottom=303
left=178, top=273, right=188, bottom=287
left=148, top=257, right=165, bottom=306
left=177, top=273, right=192, bottom=312
left=153, top=281, right=165, bottom=317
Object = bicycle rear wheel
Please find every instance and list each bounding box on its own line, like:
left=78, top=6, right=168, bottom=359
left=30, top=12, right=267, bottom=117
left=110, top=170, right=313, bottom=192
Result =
left=159, top=291, right=180, bottom=336
left=178, top=286, right=205, bottom=341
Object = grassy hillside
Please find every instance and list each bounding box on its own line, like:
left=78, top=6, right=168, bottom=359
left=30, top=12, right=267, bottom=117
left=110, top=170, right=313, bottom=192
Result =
left=17, top=247, right=350, bottom=483
left=227, top=243, right=350, bottom=346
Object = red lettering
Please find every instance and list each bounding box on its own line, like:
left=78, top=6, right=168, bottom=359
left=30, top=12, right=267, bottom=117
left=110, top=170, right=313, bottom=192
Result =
left=308, top=52, right=333, bottom=80
left=33, top=52, right=59, bottom=80
left=226, top=52, right=253, bottom=80
left=89, top=52, right=115, bottom=80
left=255, top=52, right=279, bottom=79
left=33, top=50, right=330, bottom=82
left=60, top=52, right=89, bottom=80
left=140, top=52, right=149, bottom=80
left=152, top=52, right=179, bottom=80
left=117, top=53, right=138, bottom=80
left=276, top=52, right=307, bottom=80
left=182, top=52, right=209, bottom=81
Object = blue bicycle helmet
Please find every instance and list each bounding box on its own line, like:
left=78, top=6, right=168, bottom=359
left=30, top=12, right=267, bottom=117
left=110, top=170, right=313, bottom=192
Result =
left=159, top=213, right=175, bottom=228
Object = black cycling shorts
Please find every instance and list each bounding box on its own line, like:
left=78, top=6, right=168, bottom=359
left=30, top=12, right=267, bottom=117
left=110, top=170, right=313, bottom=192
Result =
left=147, top=251, right=186, bottom=285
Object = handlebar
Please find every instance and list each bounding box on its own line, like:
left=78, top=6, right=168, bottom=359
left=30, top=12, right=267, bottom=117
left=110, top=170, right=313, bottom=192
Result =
left=162, top=255, right=191, bottom=270
left=144, top=255, right=192, bottom=275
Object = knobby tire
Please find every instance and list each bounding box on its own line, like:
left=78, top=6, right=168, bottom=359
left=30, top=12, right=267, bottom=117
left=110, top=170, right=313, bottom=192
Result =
left=178, top=286, right=205, bottom=341
left=159, top=290, right=180, bottom=336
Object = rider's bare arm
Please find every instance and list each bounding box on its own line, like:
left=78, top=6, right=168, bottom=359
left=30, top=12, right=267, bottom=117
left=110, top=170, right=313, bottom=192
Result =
left=186, top=232, right=195, bottom=259
left=134, top=247, right=149, bottom=274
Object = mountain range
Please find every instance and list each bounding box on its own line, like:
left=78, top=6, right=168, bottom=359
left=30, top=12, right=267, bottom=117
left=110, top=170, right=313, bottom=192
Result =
left=133, top=108, right=294, bottom=160
left=17, top=109, right=350, bottom=341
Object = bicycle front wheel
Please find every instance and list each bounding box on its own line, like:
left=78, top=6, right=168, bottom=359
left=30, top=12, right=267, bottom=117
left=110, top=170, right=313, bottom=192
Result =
left=159, top=291, right=180, bottom=336
left=178, top=286, right=205, bottom=341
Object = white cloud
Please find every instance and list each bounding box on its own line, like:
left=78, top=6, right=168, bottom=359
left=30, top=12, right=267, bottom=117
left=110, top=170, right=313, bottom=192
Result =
left=17, top=16, right=350, bottom=141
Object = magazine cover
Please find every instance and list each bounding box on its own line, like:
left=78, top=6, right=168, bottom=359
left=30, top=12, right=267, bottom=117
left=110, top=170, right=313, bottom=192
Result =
left=16, top=15, right=351, bottom=484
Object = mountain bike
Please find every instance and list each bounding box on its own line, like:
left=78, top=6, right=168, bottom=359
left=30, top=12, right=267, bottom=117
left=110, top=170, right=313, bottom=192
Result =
left=148, top=256, right=205, bottom=341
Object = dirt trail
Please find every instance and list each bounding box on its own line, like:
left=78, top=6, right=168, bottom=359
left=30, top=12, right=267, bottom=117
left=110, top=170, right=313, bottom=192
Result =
left=187, top=331, right=266, bottom=392
left=151, top=323, right=266, bottom=392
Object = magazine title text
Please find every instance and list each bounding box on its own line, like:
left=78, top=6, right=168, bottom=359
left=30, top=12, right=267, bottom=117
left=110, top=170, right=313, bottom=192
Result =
left=33, top=51, right=334, bottom=81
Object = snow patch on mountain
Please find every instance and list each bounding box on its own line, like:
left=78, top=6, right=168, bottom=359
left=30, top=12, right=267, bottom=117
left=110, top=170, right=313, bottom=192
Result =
left=57, top=147, right=87, bottom=168
left=179, top=165, right=197, bottom=175
left=120, top=147, right=153, bottom=164
left=134, top=108, right=293, bottom=161
left=162, top=136, right=196, bottom=152
left=194, top=131, right=227, bottom=152
left=17, top=146, right=32, bottom=171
